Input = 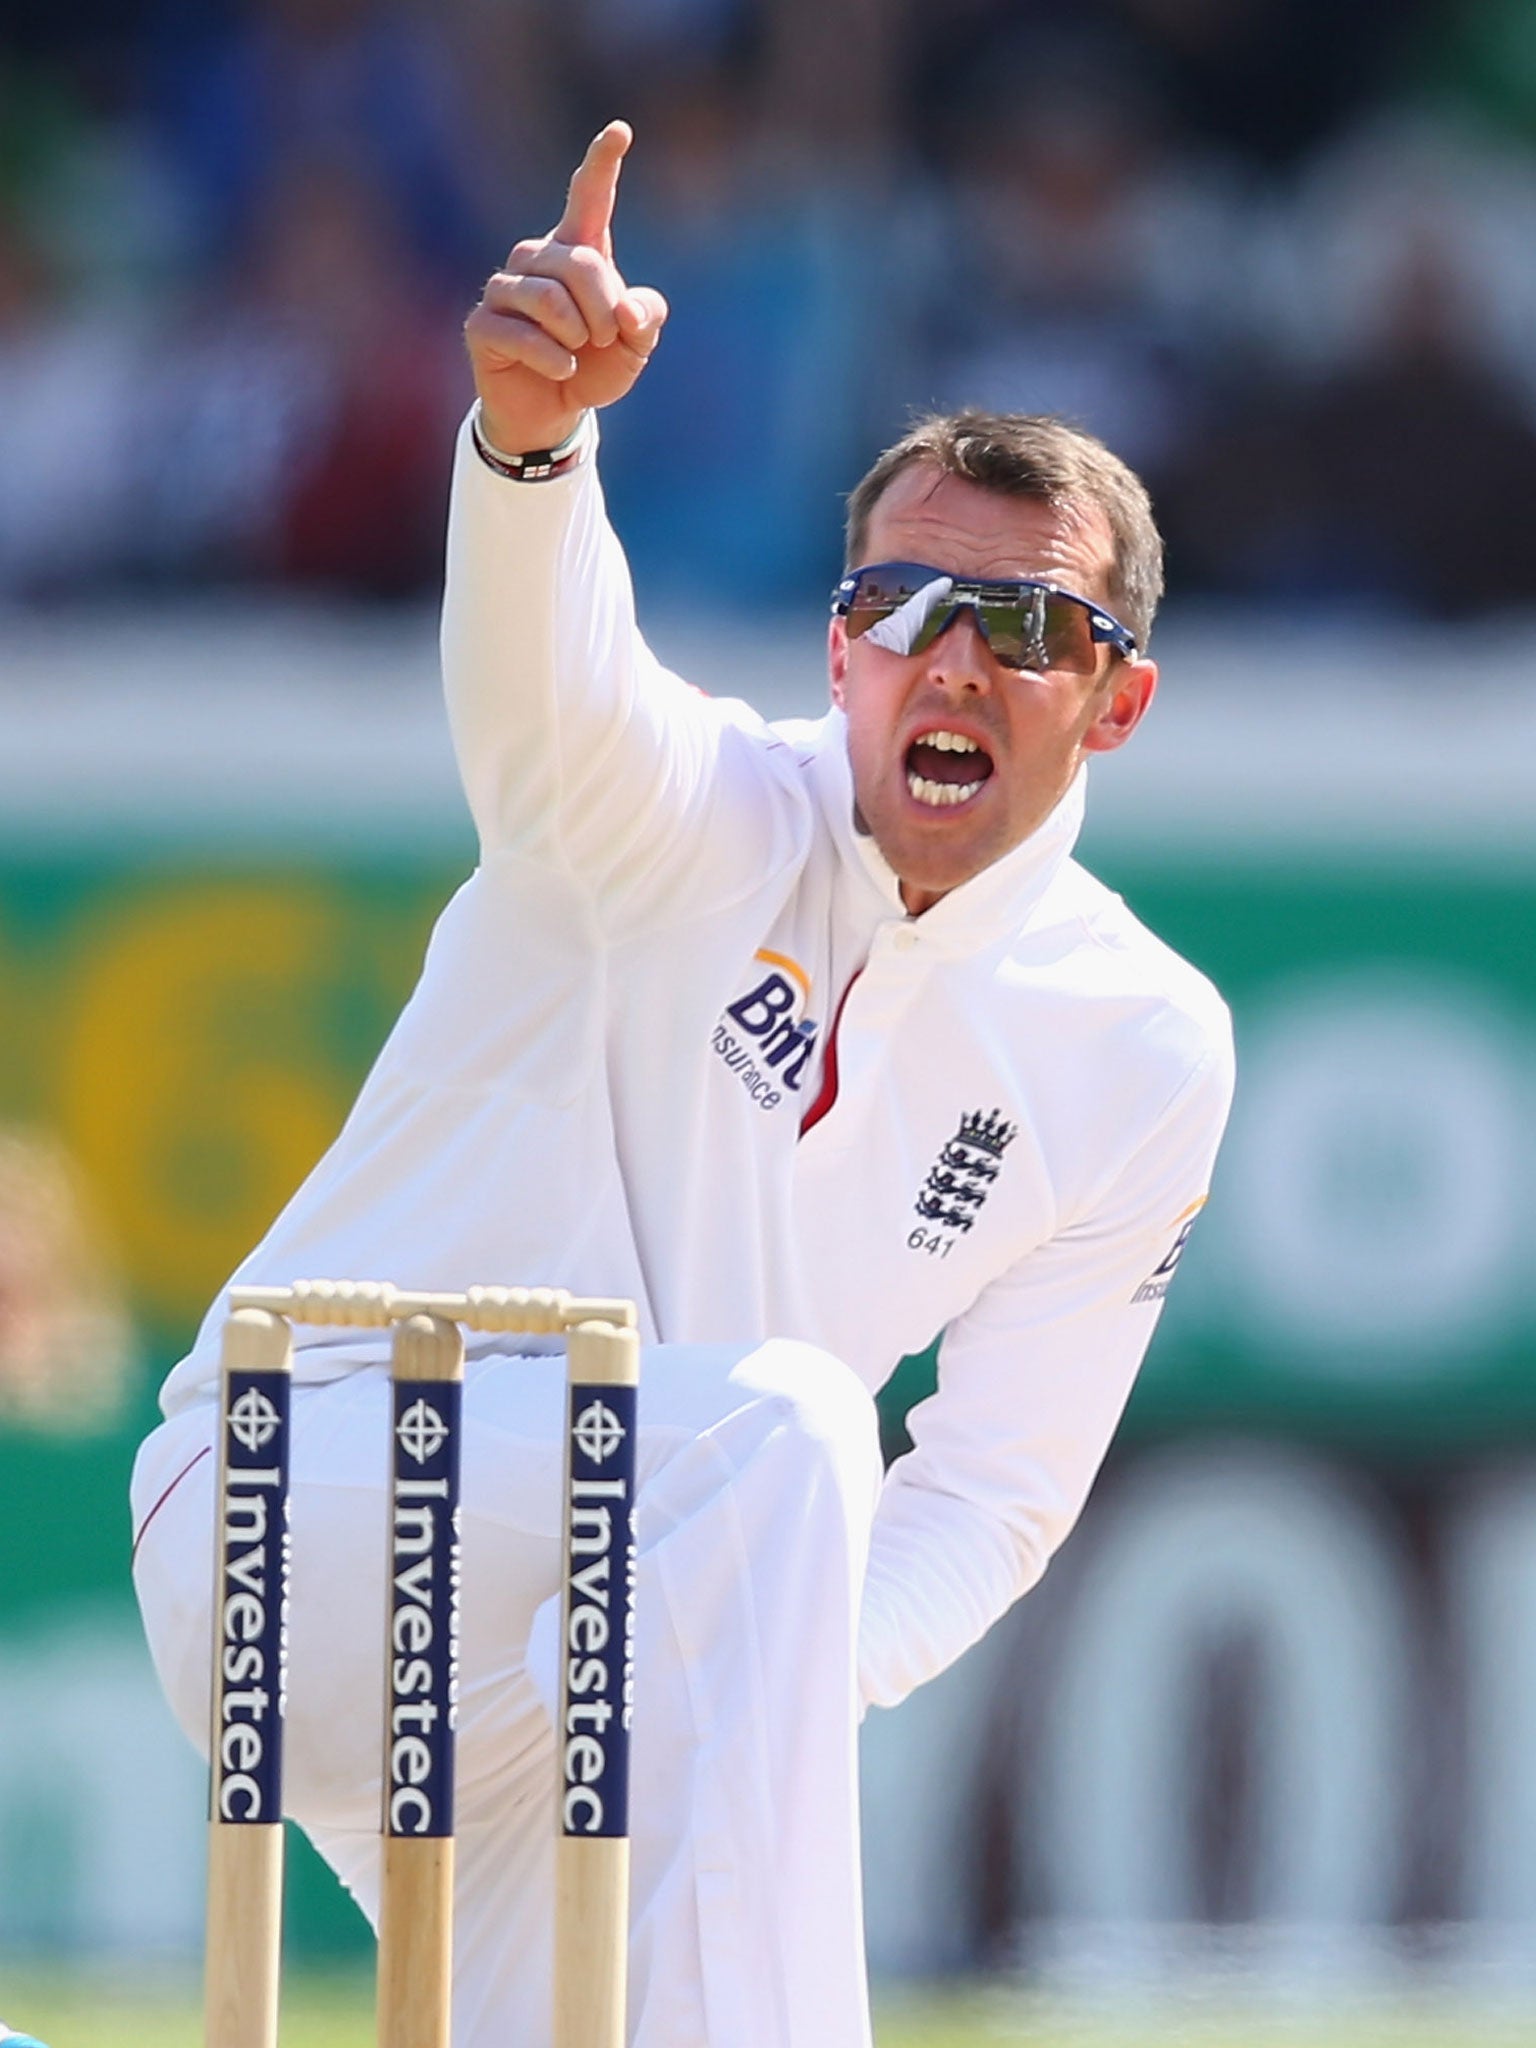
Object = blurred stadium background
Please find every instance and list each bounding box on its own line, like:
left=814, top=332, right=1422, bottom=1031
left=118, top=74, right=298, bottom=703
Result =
left=3, top=0, right=1536, bottom=2041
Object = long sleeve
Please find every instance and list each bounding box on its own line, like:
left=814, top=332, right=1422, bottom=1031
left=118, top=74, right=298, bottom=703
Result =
left=858, top=1032, right=1235, bottom=1710
left=439, top=417, right=805, bottom=932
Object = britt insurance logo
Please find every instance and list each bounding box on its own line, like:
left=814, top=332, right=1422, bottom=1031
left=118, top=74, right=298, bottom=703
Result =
left=1131, top=1197, right=1207, bottom=1304
left=711, top=949, right=819, bottom=1112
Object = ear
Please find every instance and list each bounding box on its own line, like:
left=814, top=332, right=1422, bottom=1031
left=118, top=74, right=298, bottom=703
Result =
left=1080, top=657, right=1156, bottom=755
left=828, top=616, right=849, bottom=709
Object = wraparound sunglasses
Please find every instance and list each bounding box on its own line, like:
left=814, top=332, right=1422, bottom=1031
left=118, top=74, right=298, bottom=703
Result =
left=832, top=561, right=1138, bottom=673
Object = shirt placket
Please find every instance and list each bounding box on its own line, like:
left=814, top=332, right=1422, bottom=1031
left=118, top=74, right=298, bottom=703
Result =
left=797, top=920, right=930, bottom=1154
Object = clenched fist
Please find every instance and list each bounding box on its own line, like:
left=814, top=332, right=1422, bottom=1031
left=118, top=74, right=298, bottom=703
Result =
left=465, top=121, right=669, bottom=456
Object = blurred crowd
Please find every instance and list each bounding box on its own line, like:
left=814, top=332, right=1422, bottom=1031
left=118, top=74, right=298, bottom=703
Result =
left=5, top=0, right=1536, bottom=616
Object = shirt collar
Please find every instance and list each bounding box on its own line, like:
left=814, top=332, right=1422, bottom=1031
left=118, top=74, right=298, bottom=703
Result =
left=809, top=707, right=1086, bottom=947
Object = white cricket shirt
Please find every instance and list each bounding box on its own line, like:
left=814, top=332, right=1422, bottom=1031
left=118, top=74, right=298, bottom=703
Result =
left=162, top=419, right=1234, bottom=1709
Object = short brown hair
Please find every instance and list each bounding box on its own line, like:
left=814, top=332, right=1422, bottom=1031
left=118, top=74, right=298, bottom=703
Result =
left=844, top=410, right=1165, bottom=649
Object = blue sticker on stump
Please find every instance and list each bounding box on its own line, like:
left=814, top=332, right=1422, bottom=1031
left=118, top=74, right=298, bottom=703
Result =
left=385, top=1377, right=462, bottom=1840
left=561, top=1381, right=638, bottom=1840
left=213, top=1368, right=291, bottom=1824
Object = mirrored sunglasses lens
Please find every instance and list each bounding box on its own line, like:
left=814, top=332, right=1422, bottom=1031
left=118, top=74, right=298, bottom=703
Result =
left=846, top=573, right=1112, bottom=669
left=964, top=602, right=1023, bottom=668
left=845, top=565, right=928, bottom=638
left=969, top=593, right=1048, bottom=670
left=1040, top=595, right=1098, bottom=671
left=978, top=595, right=1096, bottom=672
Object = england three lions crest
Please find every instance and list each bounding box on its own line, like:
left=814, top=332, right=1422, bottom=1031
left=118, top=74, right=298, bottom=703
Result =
left=910, top=1108, right=1017, bottom=1249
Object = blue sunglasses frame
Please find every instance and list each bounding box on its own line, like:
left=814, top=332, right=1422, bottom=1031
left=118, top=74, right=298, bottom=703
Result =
left=831, top=561, right=1139, bottom=669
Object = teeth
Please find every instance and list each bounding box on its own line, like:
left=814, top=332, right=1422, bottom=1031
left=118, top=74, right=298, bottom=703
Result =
left=922, top=730, right=980, bottom=754
left=907, top=772, right=986, bottom=807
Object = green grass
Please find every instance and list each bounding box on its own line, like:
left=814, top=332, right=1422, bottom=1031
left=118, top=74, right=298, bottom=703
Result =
left=5, top=1971, right=1536, bottom=2046
left=1, top=1970, right=371, bottom=2048
left=879, top=1991, right=1536, bottom=2047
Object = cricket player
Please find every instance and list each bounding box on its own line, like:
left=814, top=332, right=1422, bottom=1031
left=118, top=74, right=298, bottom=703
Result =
left=132, top=123, right=1233, bottom=2047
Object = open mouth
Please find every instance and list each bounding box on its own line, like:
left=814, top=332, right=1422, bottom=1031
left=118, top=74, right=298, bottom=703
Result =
left=904, top=729, right=995, bottom=808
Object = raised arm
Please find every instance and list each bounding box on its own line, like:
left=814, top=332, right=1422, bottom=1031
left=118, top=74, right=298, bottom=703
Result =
left=446, top=128, right=803, bottom=925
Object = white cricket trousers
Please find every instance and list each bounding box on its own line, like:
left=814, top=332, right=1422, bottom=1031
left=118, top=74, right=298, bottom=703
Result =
left=131, top=1338, right=882, bottom=2048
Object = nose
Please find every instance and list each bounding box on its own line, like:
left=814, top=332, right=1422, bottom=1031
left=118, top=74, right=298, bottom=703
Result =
left=922, top=606, right=995, bottom=694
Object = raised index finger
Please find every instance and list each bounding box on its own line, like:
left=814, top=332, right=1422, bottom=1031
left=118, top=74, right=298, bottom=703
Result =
left=553, top=120, right=632, bottom=252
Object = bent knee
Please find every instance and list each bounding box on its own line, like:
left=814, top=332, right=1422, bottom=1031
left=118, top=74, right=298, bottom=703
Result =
left=733, top=1339, right=881, bottom=1491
